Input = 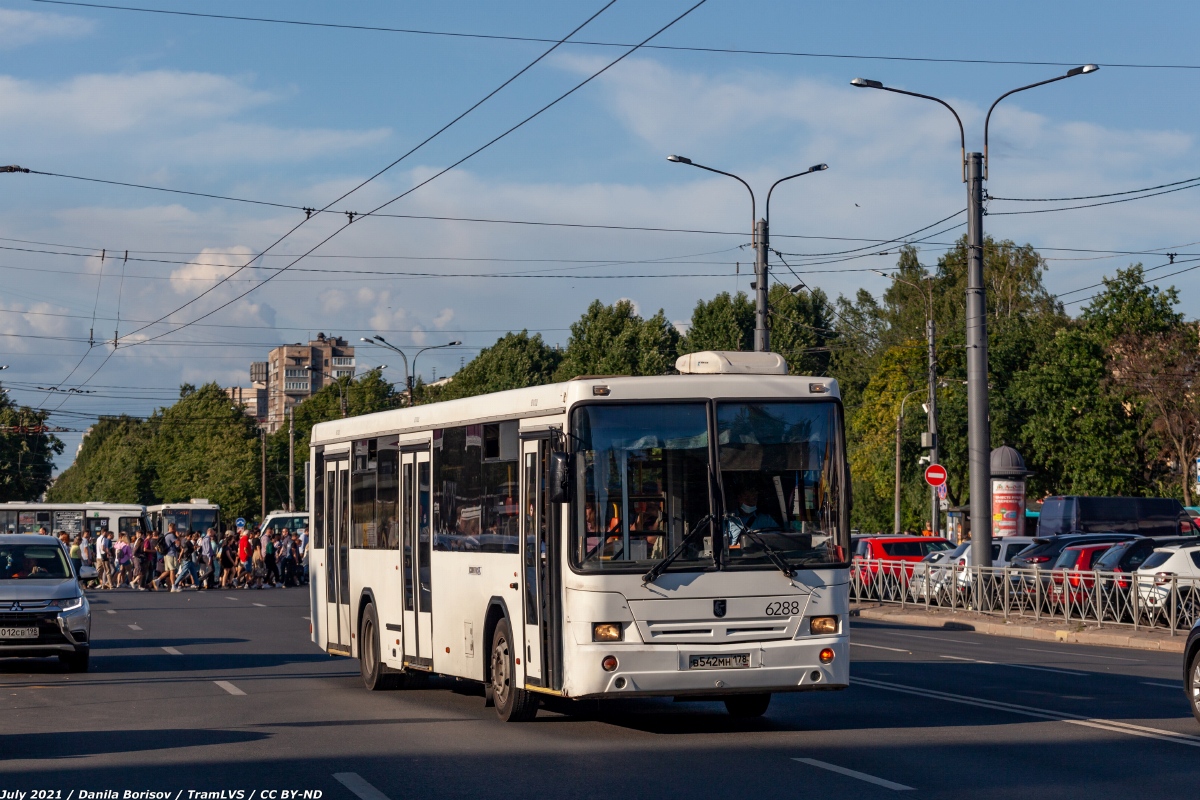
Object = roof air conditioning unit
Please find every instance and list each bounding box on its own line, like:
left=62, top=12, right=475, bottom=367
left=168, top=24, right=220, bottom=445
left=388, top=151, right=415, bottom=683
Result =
left=675, top=351, right=788, bottom=375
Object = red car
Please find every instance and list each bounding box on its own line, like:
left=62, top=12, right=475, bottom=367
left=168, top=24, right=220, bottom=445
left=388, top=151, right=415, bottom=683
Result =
left=1049, top=543, right=1115, bottom=606
left=855, top=536, right=954, bottom=582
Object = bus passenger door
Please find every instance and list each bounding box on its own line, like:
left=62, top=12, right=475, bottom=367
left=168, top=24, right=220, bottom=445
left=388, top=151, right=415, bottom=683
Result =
left=325, top=457, right=352, bottom=654
left=415, top=450, right=434, bottom=662
left=520, top=440, right=544, bottom=683
left=400, top=453, right=418, bottom=663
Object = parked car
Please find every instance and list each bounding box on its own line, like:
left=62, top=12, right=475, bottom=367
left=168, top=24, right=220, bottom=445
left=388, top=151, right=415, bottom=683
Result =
left=908, top=543, right=969, bottom=601
left=854, top=536, right=954, bottom=599
left=0, top=534, right=93, bottom=672
left=1038, top=496, right=1199, bottom=538
left=1094, top=536, right=1197, bottom=593
left=948, top=537, right=1041, bottom=597
left=1008, top=533, right=1140, bottom=605
left=1135, top=544, right=1200, bottom=620
left=1186, top=616, right=1200, bottom=724
left=1048, top=543, right=1117, bottom=607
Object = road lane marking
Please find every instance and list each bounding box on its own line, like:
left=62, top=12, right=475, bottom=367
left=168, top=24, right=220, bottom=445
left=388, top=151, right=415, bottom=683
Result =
left=303, top=616, right=311, bottom=620
left=855, top=676, right=1200, bottom=748
left=225, top=596, right=238, bottom=601
left=792, top=758, right=913, bottom=791
left=878, top=631, right=981, bottom=646
left=940, top=654, right=1086, bottom=676
left=162, top=646, right=182, bottom=656
left=214, top=680, right=245, bottom=696
left=1019, top=647, right=1143, bottom=662
left=1143, top=682, right=1183, bottom=690
left=851, top=642, right=911, bottom=653
left=105, top=610, right=116, bottom=615
left=333, top=773, right=392, bottom=800
left=128, top=624, right=142, bottom=631
left=253, top=603, right=266, bottom=607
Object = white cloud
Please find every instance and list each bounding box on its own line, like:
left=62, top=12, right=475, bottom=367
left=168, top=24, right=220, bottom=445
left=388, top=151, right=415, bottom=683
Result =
left=0, top=9, right=93, bottom=50
left=169, top=247, right=255, bottom=295
left=433, top=308, right=454, bottom=329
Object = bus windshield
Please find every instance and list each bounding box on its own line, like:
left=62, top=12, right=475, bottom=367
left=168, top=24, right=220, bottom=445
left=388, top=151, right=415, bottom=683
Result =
left=570, top=400, right=849, bottom=573
left=718, top=402, right=848, bottom=570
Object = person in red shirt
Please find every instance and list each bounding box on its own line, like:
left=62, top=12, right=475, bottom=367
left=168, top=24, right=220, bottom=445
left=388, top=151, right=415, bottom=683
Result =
left=237, top=529, right=252, bottom=587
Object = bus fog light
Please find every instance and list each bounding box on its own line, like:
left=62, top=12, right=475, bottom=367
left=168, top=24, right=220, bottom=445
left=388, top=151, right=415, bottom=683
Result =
left=601, top=655, right=618, bottom=672
left=809, top=616, right=838, bottom=635
left=819, top=648, right=835, bottom=664
left=593, top=622, right=623, bottom=642
left=614, top=677, right=627, bottom=689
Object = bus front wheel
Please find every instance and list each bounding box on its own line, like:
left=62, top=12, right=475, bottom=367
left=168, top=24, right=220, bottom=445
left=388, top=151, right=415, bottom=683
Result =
left=490, top=618, right=538, bottom=722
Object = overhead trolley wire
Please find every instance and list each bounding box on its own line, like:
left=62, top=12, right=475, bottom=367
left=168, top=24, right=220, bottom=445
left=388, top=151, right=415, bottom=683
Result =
left=125, top=0, right=711, bottom=349
left=29, top=0, right=1200, bottom=70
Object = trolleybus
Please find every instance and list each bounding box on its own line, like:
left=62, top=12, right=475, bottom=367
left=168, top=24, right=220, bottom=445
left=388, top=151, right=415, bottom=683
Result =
left=308, top=351, right=850, bottom=720
left=0, top=502, right=147, bottom=537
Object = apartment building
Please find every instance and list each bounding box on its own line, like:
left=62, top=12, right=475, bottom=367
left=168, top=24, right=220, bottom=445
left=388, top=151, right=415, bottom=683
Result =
left=256, top=333, right=355, bottom=433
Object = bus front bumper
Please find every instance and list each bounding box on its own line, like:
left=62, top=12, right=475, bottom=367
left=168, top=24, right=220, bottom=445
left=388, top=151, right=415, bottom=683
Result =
left=563, top=636, right=848, bottom=699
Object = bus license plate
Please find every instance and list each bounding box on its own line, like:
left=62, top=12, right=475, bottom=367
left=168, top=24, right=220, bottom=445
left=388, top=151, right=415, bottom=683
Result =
left=0, top=627, right=37, bottom=639
left=688, top=654, right=750, bottom=670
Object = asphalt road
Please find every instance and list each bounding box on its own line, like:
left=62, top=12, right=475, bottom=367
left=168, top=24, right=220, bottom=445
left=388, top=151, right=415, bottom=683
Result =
left=2, top=587, right=1197, bottom=799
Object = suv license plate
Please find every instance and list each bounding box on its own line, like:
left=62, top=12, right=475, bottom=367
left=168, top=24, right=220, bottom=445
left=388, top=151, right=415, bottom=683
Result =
left=688, top=654, right=750, bottom=670
left=0, top=627, right=37, bottom=639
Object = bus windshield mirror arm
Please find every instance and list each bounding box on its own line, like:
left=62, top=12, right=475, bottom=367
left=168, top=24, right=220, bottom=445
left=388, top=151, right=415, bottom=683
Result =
left=643, top=514, right=713, bottom=585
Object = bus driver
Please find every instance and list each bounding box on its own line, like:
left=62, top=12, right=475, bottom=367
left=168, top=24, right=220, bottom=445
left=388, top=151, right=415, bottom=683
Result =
left=724, top=485, right=778, bottom=546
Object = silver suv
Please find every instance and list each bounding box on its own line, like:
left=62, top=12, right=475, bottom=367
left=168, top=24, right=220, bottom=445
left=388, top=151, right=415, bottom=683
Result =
left=0, top=534, right=93, bottom=671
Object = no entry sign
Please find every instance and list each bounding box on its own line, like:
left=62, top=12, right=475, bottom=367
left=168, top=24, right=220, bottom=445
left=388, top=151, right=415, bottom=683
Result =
left=925, top=464, right=947, bottom=487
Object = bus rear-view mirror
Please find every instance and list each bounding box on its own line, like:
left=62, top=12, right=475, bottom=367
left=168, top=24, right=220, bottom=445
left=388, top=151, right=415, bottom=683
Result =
left=549, top=452, right=573, bottom=504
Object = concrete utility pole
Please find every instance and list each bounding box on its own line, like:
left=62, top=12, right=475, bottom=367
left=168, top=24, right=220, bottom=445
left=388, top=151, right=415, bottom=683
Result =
left=260, top=427, right=267, bottom=522
left=754, top=218, right=770, bottom=351
left=288, top=407, right=295, bottom=513
left=667, top=155, right=827, bottom=354
left=927, top=317, right=940, bottom=535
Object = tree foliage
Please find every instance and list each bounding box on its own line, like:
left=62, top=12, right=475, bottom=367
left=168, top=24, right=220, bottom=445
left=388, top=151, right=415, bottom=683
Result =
left=555, top=300, right=680, bottom=379
left=0, top=394, right=63, bottom=501
left=437, top=331, right=560, bottom=401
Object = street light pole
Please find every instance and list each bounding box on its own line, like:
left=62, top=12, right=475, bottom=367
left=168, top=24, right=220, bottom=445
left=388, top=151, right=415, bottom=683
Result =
left=304, top=365, right=345, bottom=417
left=410, top=341, right=463, bottom=404
left=894, top=389, right=923, bottom=535
left=667, top=155, right=827, bottom=352
left=364, top=337, right=410, bottom=405
left=851, top=65, right=1097, bottom=567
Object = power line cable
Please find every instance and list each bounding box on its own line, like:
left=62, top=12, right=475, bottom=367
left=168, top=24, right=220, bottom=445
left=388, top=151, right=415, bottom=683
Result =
left=987, top=180, right=1200, bottom=216
left=988, top=175, right=1200, bottom=203
left=27, top=0, right=1200, bottom=70
left=125, top=1, right=711, bottom=350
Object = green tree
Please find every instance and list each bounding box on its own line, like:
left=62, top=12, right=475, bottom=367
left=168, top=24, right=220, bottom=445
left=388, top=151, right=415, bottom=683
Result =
left=683, top=291, right=754, bottom=353
left=555, top=300, right=680, bottom=379
left=0, top=394, right=63, bottom=501
left=151, top=383, right=261, bottom=521
left=769, top=283, right=837, bottom=376
left=437, top=331, right=561, bottom=401
left=47, top=416, right=155, bottom=504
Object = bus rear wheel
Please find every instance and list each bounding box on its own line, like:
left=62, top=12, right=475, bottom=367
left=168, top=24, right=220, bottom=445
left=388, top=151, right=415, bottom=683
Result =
left=359, top=603, right=402, bottom=690
left=724, top=693, right=771, bottom=718
left=490, top=618, right=538, bottom=722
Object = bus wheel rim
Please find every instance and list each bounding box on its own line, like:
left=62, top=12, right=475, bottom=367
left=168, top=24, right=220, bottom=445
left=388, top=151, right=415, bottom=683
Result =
left=492, top=635, right=510, bottom=707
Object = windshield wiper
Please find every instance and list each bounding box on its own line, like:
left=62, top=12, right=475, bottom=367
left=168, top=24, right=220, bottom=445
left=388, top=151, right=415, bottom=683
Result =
left=737, top=530, right=795, bottom=578
left=642, top=514, right=713, bottom=585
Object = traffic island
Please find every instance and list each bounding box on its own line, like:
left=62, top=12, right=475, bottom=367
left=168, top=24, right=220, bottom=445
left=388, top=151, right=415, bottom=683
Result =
left=850, top=601, right=1186, bottom=653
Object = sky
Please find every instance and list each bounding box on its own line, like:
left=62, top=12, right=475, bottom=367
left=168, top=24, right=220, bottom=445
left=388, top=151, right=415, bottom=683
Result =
left=3, top=0, right=1200, bottom=471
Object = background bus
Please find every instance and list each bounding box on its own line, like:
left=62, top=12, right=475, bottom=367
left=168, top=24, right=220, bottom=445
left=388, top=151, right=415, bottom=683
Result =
left=263, top=510, right=309, bottom=537
left=146, top=500, right=220, bottom=536
left=0, top=502, right=147, bottom=537
left=308, top=351, right=851, bottom=721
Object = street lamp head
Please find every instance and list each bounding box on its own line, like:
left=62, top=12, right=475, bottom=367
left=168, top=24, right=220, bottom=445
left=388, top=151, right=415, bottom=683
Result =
left=375, top=364, right=388, bottom=371
left=1067, top=64, right=1099, bottom=77
left=810, top=163, right=828, bottom=172
left=871, top=269, right=889, bottom=277
left=666, top=154, right=692, bottom=164
left=0, top=365, right=8, bottom=370
left=448, top=340, right=463, bottom=347
left=850, top=78, right=883, bottom=89
left=373, top=335, right=387, bottom=342
left=302, top=365, right=312, bottom=372
left=360, top=337, right=373, bottom=344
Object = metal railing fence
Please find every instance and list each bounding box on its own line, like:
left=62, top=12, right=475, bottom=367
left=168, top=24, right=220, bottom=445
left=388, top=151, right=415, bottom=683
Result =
left=851, top=558, right=1200, bottom=635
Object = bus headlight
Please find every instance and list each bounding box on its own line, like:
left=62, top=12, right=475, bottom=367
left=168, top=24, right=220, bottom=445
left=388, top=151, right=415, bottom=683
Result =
left=593, top=622, right=623, bottom=642
left=809, top=616, right=838, bottom=635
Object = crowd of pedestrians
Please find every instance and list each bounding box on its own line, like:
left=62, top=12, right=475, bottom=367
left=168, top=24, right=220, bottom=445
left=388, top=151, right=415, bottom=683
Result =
left=47, top=523, right=308, bottom=591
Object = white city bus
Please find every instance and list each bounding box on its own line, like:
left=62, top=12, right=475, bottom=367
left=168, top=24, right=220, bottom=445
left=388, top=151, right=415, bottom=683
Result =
left=146, top=500, right=221, bottom=536
left=308, top=351, right=851, bottom=721
left=0, top=502, right=147, bottom=537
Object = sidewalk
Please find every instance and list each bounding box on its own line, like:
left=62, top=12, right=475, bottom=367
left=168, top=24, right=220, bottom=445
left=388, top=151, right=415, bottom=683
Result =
left=850, top=601, right=1187, bottom=653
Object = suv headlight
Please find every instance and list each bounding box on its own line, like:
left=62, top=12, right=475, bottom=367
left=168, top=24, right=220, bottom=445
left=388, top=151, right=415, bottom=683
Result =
left=54, top=596, right=84, bottom=612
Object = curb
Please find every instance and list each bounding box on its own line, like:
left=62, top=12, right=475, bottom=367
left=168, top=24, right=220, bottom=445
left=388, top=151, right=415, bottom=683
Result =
left=850, top=603, right=1186, bottom=653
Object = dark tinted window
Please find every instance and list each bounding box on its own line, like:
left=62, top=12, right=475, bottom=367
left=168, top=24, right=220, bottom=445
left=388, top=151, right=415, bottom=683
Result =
left=351, top=438, right=378, bottom=548
left=1141, top=551, right=1173, bottom=570
left=1191, top=551, right=1200, bottom=569
left=881, top=540, right=951, bottom=557
left=1095, top=542, right=1132, bottom=571
left=377, top=438, right=398, bottom=550
left=1053, top=548, right=1084, bottom=569
left=1076, top=497, right=1138, bottom=533
left=433, top=426, right=483, bottom=551
left=1039, top=498, right=1073, bottom=536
